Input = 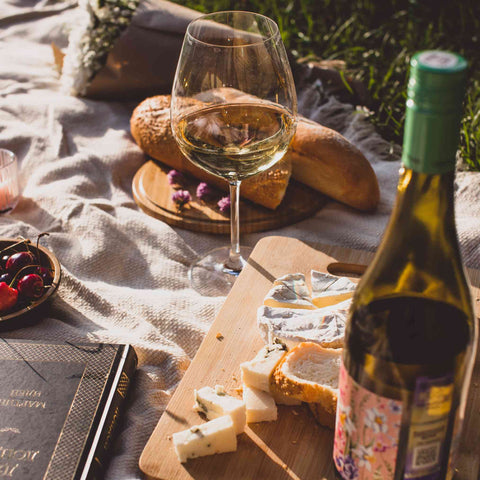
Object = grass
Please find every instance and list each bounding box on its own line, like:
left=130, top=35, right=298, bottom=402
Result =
left=172, top=0, right=480, bottom=171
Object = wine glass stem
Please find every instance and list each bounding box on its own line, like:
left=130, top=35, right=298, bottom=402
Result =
left=225, top=180, right=243, bottom=272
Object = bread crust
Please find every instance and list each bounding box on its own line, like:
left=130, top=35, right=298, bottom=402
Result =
left=271, top=342, right=340, bottom=428
left=288, top=118, right=380, bottom=211
left=130, top=95, right=291, bottom=210
left=308, top=402, right=336, bottom=430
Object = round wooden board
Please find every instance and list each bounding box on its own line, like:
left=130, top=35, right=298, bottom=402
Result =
left=132, top=160, right=328, bottom=234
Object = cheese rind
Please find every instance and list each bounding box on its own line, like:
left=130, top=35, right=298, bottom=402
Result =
left=243, top=385, right=277, bottom=423
left=172, top=415, right=237, bottom=463
left=193, top=386, right=246, bottom=434
left=240, top=342, right=287, bottom=392
left=310, top=271, right=356, bottom=308
left=257, top=300, right=351, bottom=349
left=264, top=273, right=315, bottom=310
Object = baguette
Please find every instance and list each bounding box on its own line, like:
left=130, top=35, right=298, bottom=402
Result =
left=130, top=95, right=291, bottom=210
left=271, top=342, right=341, bottom=429
left=289, top=117, right=379, bottom=211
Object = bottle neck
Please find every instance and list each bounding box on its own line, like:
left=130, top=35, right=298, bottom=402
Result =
left=392, top=166, right=456, bottom=235
left=356, top=165, right=469, bottom=309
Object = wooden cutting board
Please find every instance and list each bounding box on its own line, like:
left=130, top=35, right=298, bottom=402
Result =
left=132, top=160, right=328, bottom=234
left=139, top=236, right=480, bottom=480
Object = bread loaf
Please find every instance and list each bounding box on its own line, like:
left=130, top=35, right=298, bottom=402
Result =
left=289, top=117, right=379, bottom=211
left=130, top=95, right=380, bottom=212
left=271, top=342, right=341, bottom=429
left=130, top=95, right=291, bottom=210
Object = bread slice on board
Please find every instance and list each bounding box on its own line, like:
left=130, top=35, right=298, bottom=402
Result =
left=271, top=342, right=341, bottom=429
left=130, top=95, right=291, bottom=210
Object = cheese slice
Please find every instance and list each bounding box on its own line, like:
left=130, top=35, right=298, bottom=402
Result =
left=264, top=273, right=315, bottom=310
left=257, top=300, right=351, bottom=349
left=240, top=342, right=287, bottom=392
left=172, top=415, right=237, bottom=463
left=310, top=271, right=356, bottom=308
left=193, top=385, right=246, bottom=434
left=243, top=385, right=277, bottom=423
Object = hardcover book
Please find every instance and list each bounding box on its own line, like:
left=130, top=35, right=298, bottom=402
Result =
left=0, top=339, right=137, bottom=480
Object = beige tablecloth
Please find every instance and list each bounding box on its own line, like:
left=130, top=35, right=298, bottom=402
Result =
left=0, top=1, right=479, bottom=478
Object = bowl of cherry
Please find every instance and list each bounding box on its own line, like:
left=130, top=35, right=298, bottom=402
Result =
left=0, top=235, right=60, bottom=323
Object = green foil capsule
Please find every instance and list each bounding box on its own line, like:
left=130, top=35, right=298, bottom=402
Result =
left=402, top=51, right=468, bottom=174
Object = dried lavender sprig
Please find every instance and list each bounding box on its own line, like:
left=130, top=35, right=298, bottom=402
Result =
left=167, top=169, right=184, bottom=186
left=172, top=190, right=192, bottom=211
left=196, top=182, right=214, bottom=200
left=217, top=196, right=231, bottom=213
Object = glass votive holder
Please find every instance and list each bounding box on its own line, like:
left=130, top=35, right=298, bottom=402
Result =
left=0, top=149, right=19, bottom=214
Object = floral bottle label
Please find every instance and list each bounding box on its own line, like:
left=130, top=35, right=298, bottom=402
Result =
left=334, top=362, right=403, bottom=479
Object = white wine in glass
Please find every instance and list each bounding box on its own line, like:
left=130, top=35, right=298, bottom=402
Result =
left=171, top=11, right=297, bottom=295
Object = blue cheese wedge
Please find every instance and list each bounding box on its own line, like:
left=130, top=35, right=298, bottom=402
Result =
left=193, top=385, right=246, bottom=434
left=310, top=270, right=356, bottom=308
left=172, top=415, right=237, bottom=463
left=243, top=385, right=277, bottom=423
left=240, top=341, right=288, bottom=392
left=257, top=300, right=351, bottom=349
left=264, top=273, right=315, bottom=310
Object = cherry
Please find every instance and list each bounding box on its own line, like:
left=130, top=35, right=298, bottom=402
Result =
left=36, top=266, right=53, bottom=286
left=17, top=274, right=44, bottom=299
left=6, top=251, right=35, bottom=275
left=0, top=282, right=18, bottom=311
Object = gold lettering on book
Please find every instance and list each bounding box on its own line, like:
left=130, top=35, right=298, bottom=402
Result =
left=10, top=390, right=41, bottom=398
left=102, top=406, right=120, bottom=451
left=0, top=447, right=40, bottom=477
left=0, top=447, right=39, bottom=462
left=0, top=463, right=19, bottom=477
left=0, top=399, right=45, bottom=409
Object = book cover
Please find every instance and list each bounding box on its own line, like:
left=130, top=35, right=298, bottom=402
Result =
left=0, top=339, right=137, bottom=479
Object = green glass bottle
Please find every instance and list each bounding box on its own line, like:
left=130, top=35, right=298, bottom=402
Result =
left=333, top=51, right=477, bottom=480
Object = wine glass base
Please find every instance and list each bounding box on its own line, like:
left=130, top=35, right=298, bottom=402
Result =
left=188, top=246, right=253, bottom=296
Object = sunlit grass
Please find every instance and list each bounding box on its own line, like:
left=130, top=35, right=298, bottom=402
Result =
left=173, top=0, right=480, bottom=170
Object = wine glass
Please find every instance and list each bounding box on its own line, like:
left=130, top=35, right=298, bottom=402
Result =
left=171, top=11, right=297, bottom=295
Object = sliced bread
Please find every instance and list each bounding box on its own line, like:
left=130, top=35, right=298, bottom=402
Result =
left=271, top=342, right=342, bottom=428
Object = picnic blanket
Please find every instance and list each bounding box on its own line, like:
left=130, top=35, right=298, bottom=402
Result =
left=0, top=1, right=479, bottom=478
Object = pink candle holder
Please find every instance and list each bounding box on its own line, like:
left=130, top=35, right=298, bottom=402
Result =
left=0, top=149, right=19, bottom=214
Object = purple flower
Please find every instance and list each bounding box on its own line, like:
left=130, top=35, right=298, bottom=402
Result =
left=196, top=182, right=214, bottom=200
left=167, top=169, right=184, bottom=186
left=217, top=196, right=230, bottom=213
left=342, top=455, right=359, bottom=480
left=334, top=455, right=359, bottom=479
left=171, top=190, right=191, bottom=210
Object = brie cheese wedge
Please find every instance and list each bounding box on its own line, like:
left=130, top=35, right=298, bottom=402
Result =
left=310, top=270, right=356, bottom=308
left=257, top=300, right=351, bottom=349
left=264, top=273, right=315, bottom=310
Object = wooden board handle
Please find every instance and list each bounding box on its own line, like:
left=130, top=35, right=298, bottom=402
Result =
left=326, top=262, right=367, bottom=278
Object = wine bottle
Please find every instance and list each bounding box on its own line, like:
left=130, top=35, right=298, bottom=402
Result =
left=333, top=51, right=477, bottom=480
